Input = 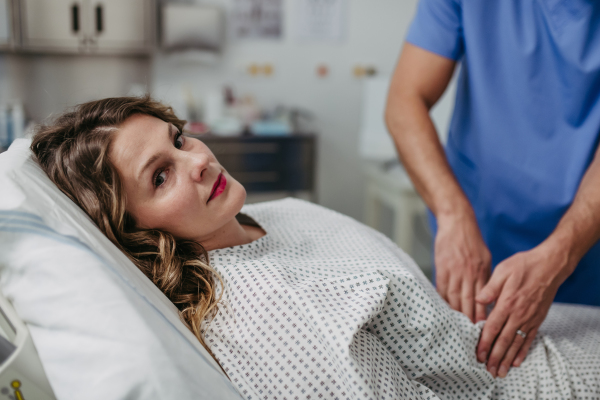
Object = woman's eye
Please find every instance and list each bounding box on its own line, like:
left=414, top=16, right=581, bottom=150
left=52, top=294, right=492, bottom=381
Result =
left=154, top=170, right=167, bottom=187
left=174, top=132, right=184, bottom=149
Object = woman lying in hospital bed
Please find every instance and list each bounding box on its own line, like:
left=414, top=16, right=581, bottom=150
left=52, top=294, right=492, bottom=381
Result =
left=24, top=97, right=600, bottom=399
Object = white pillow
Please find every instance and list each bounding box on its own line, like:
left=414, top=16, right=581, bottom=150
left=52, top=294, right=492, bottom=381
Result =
left=0, top=139, right=242, bottom=400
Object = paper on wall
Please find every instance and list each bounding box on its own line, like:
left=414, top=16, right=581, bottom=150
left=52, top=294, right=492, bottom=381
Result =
left=293, top=0, right=347, bottom=42
left=231, top=0, right=283, bottom=39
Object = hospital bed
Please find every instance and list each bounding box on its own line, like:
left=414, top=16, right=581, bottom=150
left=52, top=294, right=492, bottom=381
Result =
left=0, top=139, right=598, bottom=399
left=0, top=140, right=243, bottom=399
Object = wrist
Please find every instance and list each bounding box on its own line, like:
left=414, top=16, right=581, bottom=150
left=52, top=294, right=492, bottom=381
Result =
left=540, top=233, right=579, bottom=281
left=435, top=197, right=476, bottom=225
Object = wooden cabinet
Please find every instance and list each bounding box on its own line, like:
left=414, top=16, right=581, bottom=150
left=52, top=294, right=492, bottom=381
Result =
left=198, top=134, right=317, bottom=196
left=16, top=0, right=154, bottom=54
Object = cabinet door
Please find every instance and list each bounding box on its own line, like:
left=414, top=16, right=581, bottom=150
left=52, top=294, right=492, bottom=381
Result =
left=0, top=0, right=12, bottom=49
left=88, top=0, right=153, bottom=54
left=20, top=0, right=86, bottom=52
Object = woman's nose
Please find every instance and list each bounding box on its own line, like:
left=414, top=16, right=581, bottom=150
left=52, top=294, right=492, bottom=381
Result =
left=187, top=152, right=210, bottom=182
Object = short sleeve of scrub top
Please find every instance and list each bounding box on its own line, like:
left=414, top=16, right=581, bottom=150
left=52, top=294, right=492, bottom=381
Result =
left=405, top=0, right=464, bottom=61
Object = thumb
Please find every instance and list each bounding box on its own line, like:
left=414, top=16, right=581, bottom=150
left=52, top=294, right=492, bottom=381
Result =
left=476, top=271, right=505, bottom=305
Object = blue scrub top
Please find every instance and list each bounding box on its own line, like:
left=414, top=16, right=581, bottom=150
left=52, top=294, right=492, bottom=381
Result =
left=406, top=0, right=600, bottom=306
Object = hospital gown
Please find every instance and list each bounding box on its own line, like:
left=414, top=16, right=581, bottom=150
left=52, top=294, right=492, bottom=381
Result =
left=204, top=198, right=600, bottom=400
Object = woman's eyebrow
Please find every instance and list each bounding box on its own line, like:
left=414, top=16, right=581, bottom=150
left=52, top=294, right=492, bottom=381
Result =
left=136, top=124, right=174, bottom=182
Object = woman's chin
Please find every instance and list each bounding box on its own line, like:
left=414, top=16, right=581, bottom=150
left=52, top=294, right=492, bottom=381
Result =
left=223, top=175, right=246, bottom=207
left=239, top=185, right=247, bottom=204
left=232, top=183, right=247, bottom=212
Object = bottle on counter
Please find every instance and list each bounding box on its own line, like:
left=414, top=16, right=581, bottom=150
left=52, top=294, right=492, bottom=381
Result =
left=0, top=102, right=27, bottom=150
left=0, top=106, right=7, bottom=149
left=11, top=102, right=25, bottom=140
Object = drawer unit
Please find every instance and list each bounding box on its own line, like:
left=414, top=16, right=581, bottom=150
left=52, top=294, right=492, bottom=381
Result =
left=197, top=134, right=316, bottom=194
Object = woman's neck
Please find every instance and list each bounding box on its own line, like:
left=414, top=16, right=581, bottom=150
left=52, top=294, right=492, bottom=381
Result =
left=199, top=218, right=265, bottom=251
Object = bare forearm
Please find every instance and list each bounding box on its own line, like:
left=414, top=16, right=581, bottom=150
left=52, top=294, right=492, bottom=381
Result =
left=476, top=146, right=600, bottom=377
left=545, top=146, right=600, bottom=278
left=386, top=44, right=493, bottom=323
left=385, top=74, right=470, bottom=220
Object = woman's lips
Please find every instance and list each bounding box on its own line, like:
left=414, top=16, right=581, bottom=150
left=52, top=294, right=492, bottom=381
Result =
left=208, top=173, right=226, bottom=202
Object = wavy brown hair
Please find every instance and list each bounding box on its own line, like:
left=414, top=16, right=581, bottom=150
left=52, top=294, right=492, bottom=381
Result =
left=30, top=96, right=222, bottom=360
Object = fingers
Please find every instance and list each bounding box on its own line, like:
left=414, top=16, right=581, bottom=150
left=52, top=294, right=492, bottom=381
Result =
left=473, top=246, right=561, bottom=378
left=440, top=264, right=486, bottom=323
left=476, top=276, right=519, bottom=377
left=480, top=318, right=520, bottom=378
left=433, top=211, right=492, bottom=322
left=496, top=326, right=527, bottom=378
left=475, top=302, right=487, bottom=323
left=476, top=267, right=506, bottom=305
left=477, top=308, right=506, bottom=365
left=513, top=327, right=537, bottom=367
left=460, top=277, right=475, bottom=322
left=446, top=274, right=462, bottom=312
left=474, top=276, right=488, bottom=322
left=476, top=275, right=509, bottom=363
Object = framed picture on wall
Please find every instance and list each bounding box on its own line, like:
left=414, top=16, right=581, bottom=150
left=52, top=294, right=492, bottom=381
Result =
left=231, top=0, right=283, bottom=40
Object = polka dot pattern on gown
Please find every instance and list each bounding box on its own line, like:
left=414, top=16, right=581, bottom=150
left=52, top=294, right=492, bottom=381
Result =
left=204, top=198, right=600, bottom=400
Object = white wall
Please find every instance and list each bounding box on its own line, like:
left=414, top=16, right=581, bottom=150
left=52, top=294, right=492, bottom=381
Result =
left=0, top=55, right=27, bottom=105
left=0, top=54, right=150, bottom=123
left=0, top=0, right=432, bottom=223
left=151, top=0, right=420, bottom=221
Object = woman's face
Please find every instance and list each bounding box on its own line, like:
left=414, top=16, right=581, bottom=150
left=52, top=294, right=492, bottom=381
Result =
left=110, top=114, right=246, bottom=243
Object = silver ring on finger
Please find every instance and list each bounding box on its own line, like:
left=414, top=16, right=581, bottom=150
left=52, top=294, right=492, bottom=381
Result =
left=516, top=329, right=527, bottom=339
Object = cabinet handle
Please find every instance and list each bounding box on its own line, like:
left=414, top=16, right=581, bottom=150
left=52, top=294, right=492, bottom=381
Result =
left=95, top=4, right=103, bottom=34
left=72, top=4, right=79, bottom=33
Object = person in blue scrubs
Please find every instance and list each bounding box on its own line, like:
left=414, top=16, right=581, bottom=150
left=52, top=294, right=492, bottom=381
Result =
left=385, top=0, right=600, bottom=379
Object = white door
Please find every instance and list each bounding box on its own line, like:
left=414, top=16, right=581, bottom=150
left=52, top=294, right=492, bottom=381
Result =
left=88, top=0, right=153, bottom=54
left=20, top=0, right=87, bottom=52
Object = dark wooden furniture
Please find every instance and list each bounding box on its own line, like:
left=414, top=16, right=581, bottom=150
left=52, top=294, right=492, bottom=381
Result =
left=193, top=134, right=317, bottom=197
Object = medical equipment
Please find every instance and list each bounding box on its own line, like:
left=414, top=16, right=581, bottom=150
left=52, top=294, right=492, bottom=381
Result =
left=0, top=290, right=55, bottom=399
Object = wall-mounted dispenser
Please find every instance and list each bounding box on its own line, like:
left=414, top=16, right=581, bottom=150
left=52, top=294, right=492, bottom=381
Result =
left=161, top=4, right=224, bottom=53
